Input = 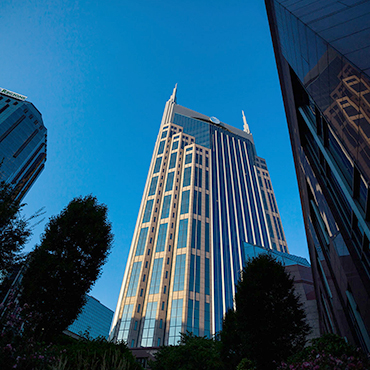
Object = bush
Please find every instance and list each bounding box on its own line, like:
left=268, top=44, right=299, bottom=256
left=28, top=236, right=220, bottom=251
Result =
left=51, top=337, right=142, bottom=370
left=0, top=330, right=142, bottom=370
left=278, top=334, right=370, bottom=369
left=150, top=332, right=223, bottom=370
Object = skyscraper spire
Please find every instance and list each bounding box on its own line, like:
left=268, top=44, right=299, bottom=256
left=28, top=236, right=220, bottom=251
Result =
left=170, top=83, right=178, bottom=103
left=111, top=94, right=289, bottom=347
left=242, top=110, right=250, bottom=134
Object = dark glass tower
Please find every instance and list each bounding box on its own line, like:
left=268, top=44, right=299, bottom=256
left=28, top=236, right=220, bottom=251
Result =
left=0, top=88, right=47, bottom=200
left=110, top=87, right=288, bottom=347
left=265, top=0, right=370, bottom=352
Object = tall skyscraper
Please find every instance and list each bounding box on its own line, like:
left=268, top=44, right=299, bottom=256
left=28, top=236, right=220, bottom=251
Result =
left=265, top=0, right=370, bottom=352
left=0, top=88, right=47, bottom=200
left=110, top=86, right=287, bottom=347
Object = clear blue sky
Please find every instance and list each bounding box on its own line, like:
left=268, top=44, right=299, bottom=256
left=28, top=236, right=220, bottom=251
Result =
left=1, top=0, right=308, bottom=311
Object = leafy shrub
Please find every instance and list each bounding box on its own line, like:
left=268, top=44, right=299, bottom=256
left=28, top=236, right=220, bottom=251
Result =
left=278, top=334, right=370, bottom=370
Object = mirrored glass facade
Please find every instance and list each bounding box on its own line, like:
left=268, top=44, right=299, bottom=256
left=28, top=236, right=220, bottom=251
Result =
left=110, top=87, right=288, bottom=347
left=67, top=295, right=114, bottom=340
left=0, top=89, right=47, bottom=200
left=266, top=0, right=370, bottom=352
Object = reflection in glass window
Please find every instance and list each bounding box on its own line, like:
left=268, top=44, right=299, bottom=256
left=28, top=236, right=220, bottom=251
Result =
left=205, top=258, right=210, bottom=295
left=126, top=262, right=142, bottom=297
left=189, top=254, right=200, bottom=293
left=161, top=131, right=167, bottom=139
left=149, top=258, right=163, bottom=294
left=268, top=193, right=277, bottom=213
left=153, top=157, right=162, bottom=174
left=205, top=194, right=209, bottom=218
left=165, top=172, right=175, bottom=191
left=156, top=223, right=168, bottom=252
left=277, top=217, right=285, bottom=241
left=172, top=141, right=179, bottom=150
left=169, top=153, right=177, bottom=169
left=261, top=191, right=268, bottom=210
left=185, top=153, right=192, bottom=164
left=204, top=302, right=210, bottom=338
left=117, top=304, right=133, bottom=342
left=173, top=254, right=186, bottom=291
left=264, top=178, right=271, bottom=190
left=327, top=126, right=353, bottom=186
left=205, top=223, right=210, bottom=252
left=191, top=219, right=196, bottom=249
left=148, top=176, right=158, bottom=196
left=158, top=141, right=165, bottom=155
left=194, top=168, right=202, bottom=187
left=183, top=167, right=191, bottom=187
left=258, top=175, right=263, bottom=188
left=193, top=191, right=202, bottom=215
left=143, top=200, right=154, bottom=223
left=205, top=171, right=209, bottom=190
left=265, top=214, right=274, bottom=239
left=186, top=299, right=199, bottom=336
left=197, top=220, right=201, bottom=250
left=168, top=299, right=183, bottom=345
left=180, top=190, right=190, bottom=214
left=161, top=195, right=172, bottom=219
left=177, top=219, right=188, bottom=248
left=141, top=301, right=158, bottom=347
left=273, top=216, right=282, bottom=240
left=135, top=228, right=148, bottom=256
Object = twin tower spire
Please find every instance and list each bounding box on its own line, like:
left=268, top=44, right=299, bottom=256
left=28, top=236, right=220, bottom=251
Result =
left=169, top=84, right=251, bottom=134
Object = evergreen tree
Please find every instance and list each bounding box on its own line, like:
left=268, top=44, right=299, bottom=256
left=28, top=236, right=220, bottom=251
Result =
left=221, top=253, right=310, bottom=370
left=0, top=181, right=31, bottom=272
left=20, top=195, right=113, bottom=341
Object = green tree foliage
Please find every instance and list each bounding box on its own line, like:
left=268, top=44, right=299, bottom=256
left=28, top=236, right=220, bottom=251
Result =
left=51, top=336, right=143, bottom=370
left=0, top=331, right=142, bottom=370
left=279, top=334, right=370, bottom=369
left=221, top=254, right=310, bottom=370
left=0, top=181, right=31, bottom=272
left=20, top=195, right=113, bottom=341
left=150, top=332, right=223, bottom=370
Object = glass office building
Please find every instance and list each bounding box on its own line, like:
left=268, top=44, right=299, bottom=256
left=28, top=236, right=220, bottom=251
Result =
left=0, top=88, right=47, bottom=200
left=265, top=0, right=370, bottom=352
left=110, top=86, right=288, bottom=347
left=66, top=295, right=114, bottom=339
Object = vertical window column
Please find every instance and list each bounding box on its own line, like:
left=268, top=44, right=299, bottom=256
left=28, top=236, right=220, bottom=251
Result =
left=117, top=304, right=134, bottom=342
left=161, top=195, right=172, bottom=219
left=149, top=258, right=163, bottom=294
left=126, top=262, right=142, bottom=297
left=180, top=190, right=190, bottom=214
left=173, top=254, right=186, bottom=291
left=156, top=224, right=168, bottom=252
left=168, top=299, right=183, bottom=345
left=143, top=200, right=154, bottom=223
left=141, top=302, right=158, bottom=347
left=177, top=219, right=188, bottom=249
left=135, top=228, right=149, bottom=256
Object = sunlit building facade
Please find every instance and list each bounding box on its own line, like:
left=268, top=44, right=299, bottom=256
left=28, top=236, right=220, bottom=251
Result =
left=0, top=88, right=47, bottom=200
left=110, top=87, right=287, bottom=347
left=265, top=0, right=370, bottom=352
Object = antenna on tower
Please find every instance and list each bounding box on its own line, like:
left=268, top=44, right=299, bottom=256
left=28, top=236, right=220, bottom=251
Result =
left=242, top=110, right=250, bottom=134
left=170, top=83, right=178, bottom=103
